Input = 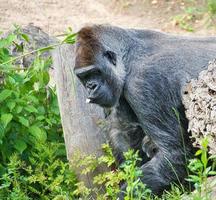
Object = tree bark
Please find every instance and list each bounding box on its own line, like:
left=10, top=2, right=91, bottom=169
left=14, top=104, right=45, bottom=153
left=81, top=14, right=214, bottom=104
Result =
left=183, top=59, right=216, bottom=155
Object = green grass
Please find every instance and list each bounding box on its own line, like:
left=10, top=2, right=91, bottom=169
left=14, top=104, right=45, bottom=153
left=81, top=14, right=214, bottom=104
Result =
left=172, top=0, right=216, bottom=32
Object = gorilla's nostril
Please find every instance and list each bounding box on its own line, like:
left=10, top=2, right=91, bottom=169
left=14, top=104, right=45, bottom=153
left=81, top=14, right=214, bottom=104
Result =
left=91, top=83, right=98, bottom=90
left=87, top=82, right=98, bottom=91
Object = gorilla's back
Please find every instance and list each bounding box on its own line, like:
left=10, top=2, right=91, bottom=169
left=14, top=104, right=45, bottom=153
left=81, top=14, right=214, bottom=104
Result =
left=129, top=29, right=216, bottom=85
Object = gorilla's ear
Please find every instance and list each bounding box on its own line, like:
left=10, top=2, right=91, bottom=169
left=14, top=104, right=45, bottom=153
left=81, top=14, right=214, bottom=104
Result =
left=104, top=50, right=116, bottom=66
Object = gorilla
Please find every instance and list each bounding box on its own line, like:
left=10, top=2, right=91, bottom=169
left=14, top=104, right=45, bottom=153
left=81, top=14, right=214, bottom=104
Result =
left=73, top=24, right=216, bottom=196
left=142, top=135, right=158, bottom=159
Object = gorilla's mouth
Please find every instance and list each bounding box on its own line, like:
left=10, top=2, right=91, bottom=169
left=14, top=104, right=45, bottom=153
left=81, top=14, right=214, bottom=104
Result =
left=86, top=85, right=102, bottom=103
left=86, top=97, right=99, bottom=104
left=86, top=98, right=92, bottom=103
left=86, top=93, right=112, bottom=107
left=85, top=96, right=96, bottom=104
left=86, top=93, right=101, bottom=104
left=86, top=95, right=102, bottom=104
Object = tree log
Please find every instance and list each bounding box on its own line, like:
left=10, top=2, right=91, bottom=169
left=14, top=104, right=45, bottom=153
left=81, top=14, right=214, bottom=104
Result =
left=183, top=59, right=216, bottom=155
left=183, top=60, right=216, bottom=200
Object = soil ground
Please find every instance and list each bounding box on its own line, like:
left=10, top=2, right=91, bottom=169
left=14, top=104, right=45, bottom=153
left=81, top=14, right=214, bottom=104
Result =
left=0, top=0, right=215, bottom=36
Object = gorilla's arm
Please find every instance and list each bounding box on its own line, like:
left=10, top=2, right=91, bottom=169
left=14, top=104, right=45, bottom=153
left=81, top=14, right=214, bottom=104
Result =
left=107, top=97, right=149, bottom=165
left=108, top=119, right=130, bottom=164
left=140, top=139, right=187, bottom=194
left=107, top=109, right=130, bottom=164
left=118, top=149, right=188, bottom=196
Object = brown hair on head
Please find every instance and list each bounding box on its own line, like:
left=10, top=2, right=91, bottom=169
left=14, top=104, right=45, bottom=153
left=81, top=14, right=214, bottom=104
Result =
left=75, top=26, right=101, bottom=69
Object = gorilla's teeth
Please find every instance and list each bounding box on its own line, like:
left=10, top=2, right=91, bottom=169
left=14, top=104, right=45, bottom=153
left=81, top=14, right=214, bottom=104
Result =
left=86, top=98, right=91, bottom=103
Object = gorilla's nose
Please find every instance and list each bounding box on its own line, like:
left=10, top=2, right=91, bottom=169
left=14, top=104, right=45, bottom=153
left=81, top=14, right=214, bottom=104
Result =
left=86, top=82, right=99, bottom=93
left=90, top=83, right=98, bottom=90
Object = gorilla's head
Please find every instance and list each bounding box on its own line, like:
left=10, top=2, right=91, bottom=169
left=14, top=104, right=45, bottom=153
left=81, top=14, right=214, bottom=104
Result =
left=74, top=25, right=131, bottom=107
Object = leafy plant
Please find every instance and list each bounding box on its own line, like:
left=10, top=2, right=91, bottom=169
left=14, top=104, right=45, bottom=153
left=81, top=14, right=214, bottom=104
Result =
left=0, top=26, right=78, bottom=199
left=207, top=0, right=216, bottom=15
left=73, top=140, right=216, bottom=200
left=187, top=138, right=216, bottom=200
left=120, top=150, right=152, bottom=200
left=172, top=0, right=216, bottom=32
left=0, top=144, right=77, bottom=200
left=73, top=144, right=152, bottom=200
left=172, top=5, right=203, bottom=32
left=0, top=32, right=61, bottom=163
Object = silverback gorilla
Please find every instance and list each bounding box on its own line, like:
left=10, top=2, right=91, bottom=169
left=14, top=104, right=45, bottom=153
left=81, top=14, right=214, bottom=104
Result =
left=73, top=25, right=216, bottom=196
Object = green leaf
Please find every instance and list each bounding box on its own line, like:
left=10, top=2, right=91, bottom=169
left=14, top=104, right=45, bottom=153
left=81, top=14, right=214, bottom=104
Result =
left=0, top=48, right=11, bottom=64
left=12, top=73, right=25, bottom=84
left=188, top=175, right=200, bottom=182
left=201, top=138, right=209, bottom=149
left=208, top=171, right=216, bottom=175
left=43, top=71, right=50, bottom=85
left=29, top=125, right=47, bottom=142
left=7, top=76, right=16, bottom=84
left=201, top=151, right=208, bottom=166
left=1, top=113, right=13, bottom=128
left=0, top=123, right=4, bottom=141
left=62, top=33, right=77, bottom=44
left=38, top=46, right=54, bottom=53
left=14, top=139, right=27, bottom=153
left=0, top=34, right=16, bottom=48
left=195, top=149, right=202, bottom=156
left=38, top=106, right=45, bottom=115
left=0, top=90, right=12, bottom=103
left=36, top=116, right=45, bottom=121
left=18, top=116, right=29, bottom=127
left=21, top=33, right=30, bottom=43
left=27, top=95, right=39, bottom=104
left=15, top=105, right=23, bottom=114
left=24, top=105, right=38, bottom=113
left=6, top=101, right=16, bottom=111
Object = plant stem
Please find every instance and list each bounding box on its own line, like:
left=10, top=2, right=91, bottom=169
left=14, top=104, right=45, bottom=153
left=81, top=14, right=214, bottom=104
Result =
left=0, top=43, right=61, bottom=67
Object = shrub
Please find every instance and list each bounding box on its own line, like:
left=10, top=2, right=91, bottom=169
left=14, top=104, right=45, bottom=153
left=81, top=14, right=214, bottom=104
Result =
left=0, top=27, right=78, bottom=199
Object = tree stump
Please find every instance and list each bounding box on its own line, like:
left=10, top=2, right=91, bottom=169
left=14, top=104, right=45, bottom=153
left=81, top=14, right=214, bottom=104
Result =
left=52, top=44, right=108, bottom=188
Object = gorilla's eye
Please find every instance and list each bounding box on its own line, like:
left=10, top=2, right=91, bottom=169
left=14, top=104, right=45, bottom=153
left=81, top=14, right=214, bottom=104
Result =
left=104, top=51, right=116, bottom=66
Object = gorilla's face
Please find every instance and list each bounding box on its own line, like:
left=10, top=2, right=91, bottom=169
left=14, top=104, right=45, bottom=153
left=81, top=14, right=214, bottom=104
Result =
left=74, top=25, right=129, bottom=107
left=74, top=65, right=116, bottom=107
left=74, top=50, right=125, bottom=108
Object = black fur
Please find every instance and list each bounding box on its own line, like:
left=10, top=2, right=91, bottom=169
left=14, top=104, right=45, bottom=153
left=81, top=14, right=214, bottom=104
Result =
left=74, top=24, right=216, bottom=196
